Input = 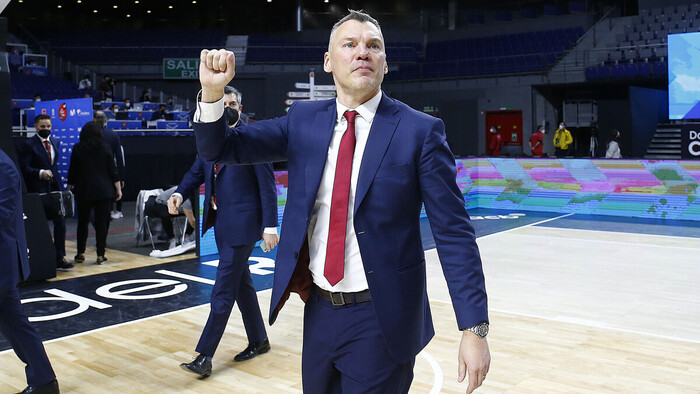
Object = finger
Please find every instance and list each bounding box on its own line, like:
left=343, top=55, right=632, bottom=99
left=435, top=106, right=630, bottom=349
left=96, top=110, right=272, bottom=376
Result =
left=458, top=359, right=466, bottom=383
left=217, top=49, right=228, bottom=72
left=206, top=49, right=215, bottom=70
left=200, top=49, right=208, bottom=65
left=225, top=52, right=236, bottom=80
left=467, top=369, right=478, bottom=394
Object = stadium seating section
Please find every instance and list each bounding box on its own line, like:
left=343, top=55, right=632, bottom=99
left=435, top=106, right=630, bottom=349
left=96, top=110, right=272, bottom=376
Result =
left=585, top=4, right=700, bottom=80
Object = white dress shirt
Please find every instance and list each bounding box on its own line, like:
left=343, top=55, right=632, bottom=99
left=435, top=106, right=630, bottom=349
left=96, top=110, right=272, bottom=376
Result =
left=196, top=91, right=382, bottom=291
left=38, top=135, right=55, bottom=179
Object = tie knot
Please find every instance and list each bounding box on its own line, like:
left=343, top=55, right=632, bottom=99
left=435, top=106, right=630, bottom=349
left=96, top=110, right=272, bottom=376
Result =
left=344, top=110, right=358, bottom=124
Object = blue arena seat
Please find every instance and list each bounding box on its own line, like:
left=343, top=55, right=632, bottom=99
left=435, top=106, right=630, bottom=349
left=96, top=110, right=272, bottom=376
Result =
left=107, top=120, right=142, bottom=130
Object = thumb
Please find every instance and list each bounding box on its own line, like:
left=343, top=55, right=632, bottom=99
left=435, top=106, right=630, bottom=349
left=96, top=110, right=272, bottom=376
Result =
left=458, top=358, right=466, bottom=383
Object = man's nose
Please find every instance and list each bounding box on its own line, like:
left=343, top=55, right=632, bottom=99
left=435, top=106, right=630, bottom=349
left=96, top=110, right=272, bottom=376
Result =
left=356, top=44, right=370, bottom=59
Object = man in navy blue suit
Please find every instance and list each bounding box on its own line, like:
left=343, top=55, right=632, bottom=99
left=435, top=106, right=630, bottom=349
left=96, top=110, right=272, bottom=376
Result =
left=0, top=148, right=60, bottom=393
left=194, top=10, right=490, bottom=393
left=18, top=114, right=73, bottom=270
left=171, top=86, right=279, bottom=377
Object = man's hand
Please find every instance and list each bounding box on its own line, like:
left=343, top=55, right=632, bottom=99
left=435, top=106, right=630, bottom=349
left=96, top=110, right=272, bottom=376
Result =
left=458, top=331, right=491, bottom=394
left=199, top=49, right=236, bottom=102
left=167, top=194, right=183, bottom=215
left=120, top=181, right=125, bottom=189
left=40, top=170, right=53, bottom=180
left=261, top=233, right=279, bottom=252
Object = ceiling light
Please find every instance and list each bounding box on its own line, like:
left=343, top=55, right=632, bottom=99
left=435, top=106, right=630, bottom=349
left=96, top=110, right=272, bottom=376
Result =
left=77, top=0, right=81, bottom=3
left=93, top=9, right=98, bottom=13
left=57, top=5, right=62, bottom=8
left=267, top=0, right=272, bottom=3
left=192, top=0, right=197, bottom=3
left=168, top=5, right=173, bottom=9
left=113, top=5, right=118, bottom=8
left=127, top=14, right=131, bottom=18
left=147, top=10, right=151, bottom=13
left=135, top=0, right=140, bottom=3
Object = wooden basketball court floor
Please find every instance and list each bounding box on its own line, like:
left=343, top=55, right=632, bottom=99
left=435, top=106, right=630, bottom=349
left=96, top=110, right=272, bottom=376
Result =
left=2, top=209, right=699, bottom=393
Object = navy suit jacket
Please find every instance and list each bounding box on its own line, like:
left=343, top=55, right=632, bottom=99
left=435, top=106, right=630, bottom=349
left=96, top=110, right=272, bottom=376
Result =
left=194, top=93, right=487, bottom=362
left=0, top=149, right=30, bottom=292
left=175, top=156, right=278, bottom=246
left=18, top=135, right=63, bottom=193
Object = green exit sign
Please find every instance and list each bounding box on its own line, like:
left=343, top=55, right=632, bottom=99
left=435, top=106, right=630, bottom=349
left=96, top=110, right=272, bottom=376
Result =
left=163, top=58, right=200, bottom=79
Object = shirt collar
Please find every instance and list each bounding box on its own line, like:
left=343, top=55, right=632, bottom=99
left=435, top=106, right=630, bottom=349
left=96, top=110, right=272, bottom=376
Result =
left=335, top=90, right=382, bottom=124
left=38, top=134, right=50, bottom=143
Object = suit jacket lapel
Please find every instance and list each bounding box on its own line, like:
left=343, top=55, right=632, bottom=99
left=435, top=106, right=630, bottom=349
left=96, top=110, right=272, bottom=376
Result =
left=355, top=94, right=399, bottom=214
left=304, top=101, right=337, bottom=217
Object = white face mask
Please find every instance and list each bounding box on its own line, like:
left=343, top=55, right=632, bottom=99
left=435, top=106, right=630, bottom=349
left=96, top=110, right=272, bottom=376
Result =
left=559, top=125, right=564, bottom=129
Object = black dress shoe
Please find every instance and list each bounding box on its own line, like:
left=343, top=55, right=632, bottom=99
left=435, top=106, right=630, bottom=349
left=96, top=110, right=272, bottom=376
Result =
left=56, top=258, right=74, bottom=270
left=234, top=339, right=271, bottom=362
left=21, top=379, right=59, bottom=394
left=179, top=354, right=212, bottom=377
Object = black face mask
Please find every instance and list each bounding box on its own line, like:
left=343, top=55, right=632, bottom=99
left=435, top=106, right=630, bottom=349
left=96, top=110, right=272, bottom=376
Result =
left=225, top=107, right=239, bottom=127
left=37, top=129, right=51, bottom=138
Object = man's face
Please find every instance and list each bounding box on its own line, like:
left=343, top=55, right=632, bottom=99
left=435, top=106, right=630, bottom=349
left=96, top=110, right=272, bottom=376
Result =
left=224, top=93, right=242, bottom=114
left=323, top=20, right=388, bottom=100
left=36, top=119, right=51, bottom=134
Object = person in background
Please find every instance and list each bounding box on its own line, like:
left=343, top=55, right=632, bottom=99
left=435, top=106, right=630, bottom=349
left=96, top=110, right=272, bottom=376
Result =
left=0, top=148, right=60, bottom=394
left=151, top=104, right=167, bottom=121
left=93, top=111, right=126, bottom=219
left=99, top=76, right=114, bottom=102
left=605, top=129, right=622, bottom=158
left=123, top=98, right=132, bottom=110
left=67, top=122, right=121, bottom=265
left=144, top=187, right=195, bottom=250
left=174, top=85, right=278, bottom=377
left=488, top=125, right=502, bottom=157
left=529, top=125, right=544, bottom=157
left=78, top=74, right=92, bottom=90
left=18, top=114, right=73, bottom=270
left=553, top=121, right=573, bottom=157
left=139, top=90, right=151, bottom=103
left=34, top=93, right=42, bottom=102
left=166, top=97, right=175, bottom=112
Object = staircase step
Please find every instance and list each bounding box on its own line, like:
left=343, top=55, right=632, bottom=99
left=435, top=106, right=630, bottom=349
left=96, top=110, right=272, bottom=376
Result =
left=651, top=138, right=681, bottom=143
left=648, top=143, right=681, bottom=149
left=645, top=154, right=682, bottom=159
left=646, top=149, right=681, bottom=154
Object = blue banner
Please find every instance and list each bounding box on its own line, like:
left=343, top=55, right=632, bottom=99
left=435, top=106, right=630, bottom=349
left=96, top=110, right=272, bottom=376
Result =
left=35, top=98, right=93, bottom=189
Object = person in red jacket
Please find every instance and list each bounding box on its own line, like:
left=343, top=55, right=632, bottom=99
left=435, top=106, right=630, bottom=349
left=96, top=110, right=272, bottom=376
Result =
left=488, top=126, right=502, bottom=157
left=529, top=125, right=544, bottom=157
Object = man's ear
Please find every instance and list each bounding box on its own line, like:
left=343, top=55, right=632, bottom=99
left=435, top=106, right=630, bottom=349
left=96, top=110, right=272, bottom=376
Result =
left=323, top=52, right=332, bottom=73
left=384, top=61, right=388, bottom=74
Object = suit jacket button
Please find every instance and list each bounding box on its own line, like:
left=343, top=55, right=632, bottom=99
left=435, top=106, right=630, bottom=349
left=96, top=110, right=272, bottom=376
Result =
left=294, top=251, right=299, bottom=258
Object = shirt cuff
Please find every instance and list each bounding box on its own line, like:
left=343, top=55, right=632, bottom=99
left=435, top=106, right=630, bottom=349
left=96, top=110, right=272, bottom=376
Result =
left=263, top=227, right=278, bottom=235
left=172, top=192, right=183, bottom=200
left=39, top=169, right=46, bottom=179
left=194, top=96, right=224, bottom=123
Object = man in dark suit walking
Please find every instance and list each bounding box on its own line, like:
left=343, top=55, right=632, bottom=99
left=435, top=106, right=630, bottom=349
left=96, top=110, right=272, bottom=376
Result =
left=194, top=10, right=490, bottom=393
left=18, top=114, right=73, bottom=270
left=171, top=87, right=279, bottom=377
left=0, top=148, right=60, bottom=393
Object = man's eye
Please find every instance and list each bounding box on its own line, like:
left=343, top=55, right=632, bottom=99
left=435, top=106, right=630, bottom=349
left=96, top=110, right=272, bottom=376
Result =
left=344, top=42, right=354, bottom=48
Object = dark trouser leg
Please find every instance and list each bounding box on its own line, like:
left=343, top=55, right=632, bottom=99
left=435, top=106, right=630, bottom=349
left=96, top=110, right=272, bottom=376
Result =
left=52, top=217, right=66, bottom=259
left=195, top=243, right=257, bottom=357
left=302, top=292, right=415, bottom=394
left=236, top=256, right=267, bottom=343
left=0, top=287, right=56, bottom=387
left=93, top=199, right=112, bottom=256
left=144, top=197, right=174, bottom=239
left=75, top=199, right=92, bottom=255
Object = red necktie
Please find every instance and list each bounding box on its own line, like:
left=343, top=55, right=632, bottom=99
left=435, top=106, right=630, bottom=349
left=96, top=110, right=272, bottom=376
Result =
left=44, top=140, right=52, bottom=163
left=324, top=110, right=358, bottom=286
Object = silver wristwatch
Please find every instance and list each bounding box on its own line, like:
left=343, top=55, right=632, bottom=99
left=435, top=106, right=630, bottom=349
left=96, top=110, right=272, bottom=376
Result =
left=463, top=322, right=489, bottom=338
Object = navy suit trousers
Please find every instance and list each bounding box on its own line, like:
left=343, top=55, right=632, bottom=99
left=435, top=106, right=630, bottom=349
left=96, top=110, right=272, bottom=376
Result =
left=0, top=286, right=56, bottom=386
left=302, top=292, right=415, bottom=393
left=195, top=243, right=267, bottom=356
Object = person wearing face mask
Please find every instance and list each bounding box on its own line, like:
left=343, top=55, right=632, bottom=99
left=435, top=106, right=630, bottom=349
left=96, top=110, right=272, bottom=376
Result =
left=553, top=121, right=573, bottom=157
left=605, top=129, right=622, bottom=158
left=488, top=125, right=502, bottom=157
left=173, top=85, right=279, bottom=377
left=18, top=114, right=73, bottom=270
